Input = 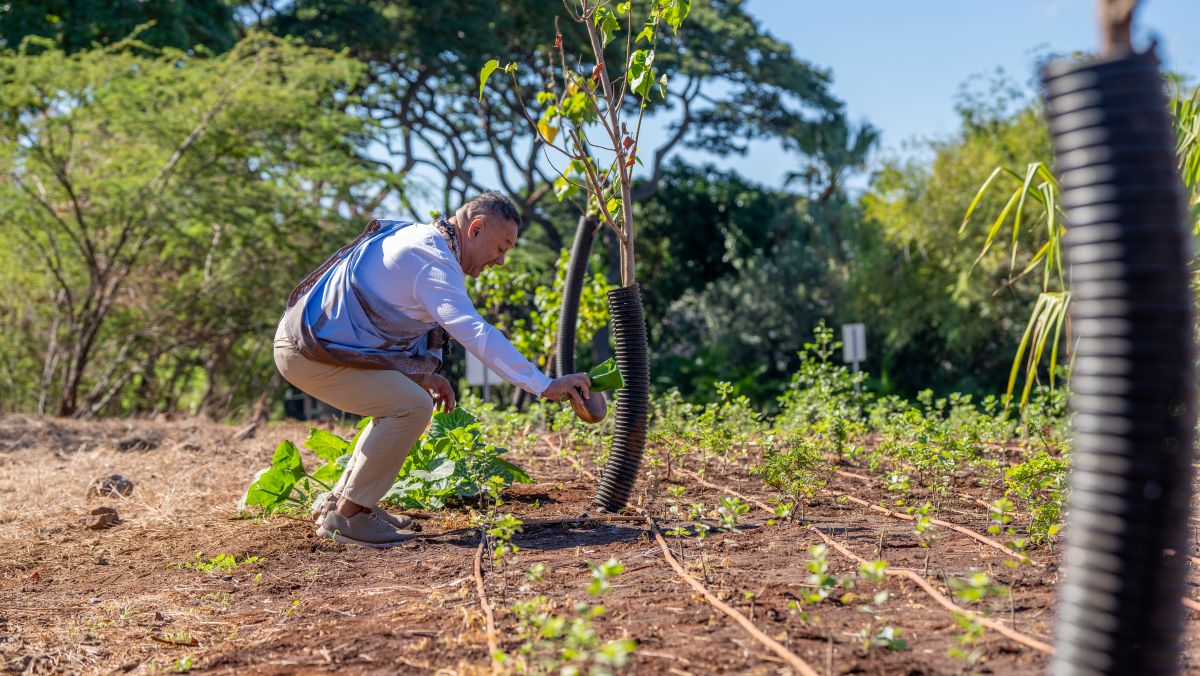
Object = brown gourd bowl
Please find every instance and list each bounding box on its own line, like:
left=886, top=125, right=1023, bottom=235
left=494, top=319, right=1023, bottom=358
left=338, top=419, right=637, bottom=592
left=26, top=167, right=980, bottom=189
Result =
left=571, top=391, right=608, bottom=424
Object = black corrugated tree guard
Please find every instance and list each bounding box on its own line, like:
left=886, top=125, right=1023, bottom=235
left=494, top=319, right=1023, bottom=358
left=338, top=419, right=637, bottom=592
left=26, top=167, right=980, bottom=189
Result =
left=481, top=0, right=691, bottom=511
left=1047, top=1, right=1197, bottom=673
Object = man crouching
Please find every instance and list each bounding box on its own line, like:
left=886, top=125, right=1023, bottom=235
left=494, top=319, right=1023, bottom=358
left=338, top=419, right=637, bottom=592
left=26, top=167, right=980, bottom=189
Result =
left=273, top=191, right=590, bottom=547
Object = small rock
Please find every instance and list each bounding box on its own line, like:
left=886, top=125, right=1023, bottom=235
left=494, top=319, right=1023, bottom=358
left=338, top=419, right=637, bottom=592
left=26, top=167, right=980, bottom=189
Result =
left=87, top=475, right=134, bottom=498
left=86, top=506, right=120, bottom=530
left=154, top=611, right=167, bottom=621
left=88, top=597, right=100, bottom=605
left=95, top=557, right=109, bottom=566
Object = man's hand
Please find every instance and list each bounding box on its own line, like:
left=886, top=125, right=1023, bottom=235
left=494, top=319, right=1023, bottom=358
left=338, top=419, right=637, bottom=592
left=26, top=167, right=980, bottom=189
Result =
left=542, top=373, right=591, bottom=408
left=420, top=373, right=456, bottom=413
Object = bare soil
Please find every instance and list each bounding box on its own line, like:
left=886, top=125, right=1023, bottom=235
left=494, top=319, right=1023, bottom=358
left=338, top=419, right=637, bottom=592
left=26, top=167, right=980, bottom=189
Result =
left=2, top=415, right=1198, bottom=674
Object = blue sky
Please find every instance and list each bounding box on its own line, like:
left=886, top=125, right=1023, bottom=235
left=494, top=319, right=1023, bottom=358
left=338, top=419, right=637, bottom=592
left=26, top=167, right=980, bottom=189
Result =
left=649, top=0, right=1200, bottom=189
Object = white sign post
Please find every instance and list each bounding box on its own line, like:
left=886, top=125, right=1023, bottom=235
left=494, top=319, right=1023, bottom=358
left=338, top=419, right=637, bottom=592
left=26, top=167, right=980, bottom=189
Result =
left=842, top=323, right=866, bottom=387
left=466, top=352, right=503, bottom=400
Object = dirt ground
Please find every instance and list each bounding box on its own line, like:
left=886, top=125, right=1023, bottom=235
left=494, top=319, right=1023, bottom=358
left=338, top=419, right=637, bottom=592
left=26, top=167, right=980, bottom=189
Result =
left=2, top=415, right=1198, bottom=675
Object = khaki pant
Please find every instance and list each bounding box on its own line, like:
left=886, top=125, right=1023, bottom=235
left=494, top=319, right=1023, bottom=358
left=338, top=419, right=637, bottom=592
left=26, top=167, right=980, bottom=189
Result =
left=273, top=323, right=434, bottom=507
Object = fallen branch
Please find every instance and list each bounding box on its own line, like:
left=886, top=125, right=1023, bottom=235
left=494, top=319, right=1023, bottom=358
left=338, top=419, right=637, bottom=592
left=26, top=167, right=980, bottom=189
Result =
left=643, top=513, right=820, bottom=676
left=473, top=531, right=501, bottom=673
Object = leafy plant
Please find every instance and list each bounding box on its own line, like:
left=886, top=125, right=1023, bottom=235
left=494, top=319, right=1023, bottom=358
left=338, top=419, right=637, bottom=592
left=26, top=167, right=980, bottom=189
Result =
left=1004, top=450, right=1068, bottom=545
left=960, top=82, right=1200, bottom=411
left=776, top=322, right=866, bottom=451
left=385, top=410, right=532, bottom=510
left=481, top=0, right=693, bottom=287
left=242, top=409, right=532, bottom=514
left=752, top=432, right=830, bottom=518
left=803, top=544, right=841, bottom=604
left=241, top=420, right=367, bottom=514
left=857, top=625, right=907, bottom=653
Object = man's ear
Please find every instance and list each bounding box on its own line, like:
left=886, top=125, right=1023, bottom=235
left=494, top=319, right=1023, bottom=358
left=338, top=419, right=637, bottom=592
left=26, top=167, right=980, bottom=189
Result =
left=467, top=216, right=487, bottom=238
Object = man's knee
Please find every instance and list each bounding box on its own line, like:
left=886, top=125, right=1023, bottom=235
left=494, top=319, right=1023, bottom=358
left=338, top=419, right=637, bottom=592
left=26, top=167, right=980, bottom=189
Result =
left=414, top=391, right=435, bottom=420
left=377, top=389, right=434, bottom=421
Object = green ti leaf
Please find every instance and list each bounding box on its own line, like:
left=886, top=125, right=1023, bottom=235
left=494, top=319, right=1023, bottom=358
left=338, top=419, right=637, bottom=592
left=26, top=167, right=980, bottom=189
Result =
left=588, top=357, right=625, bottom=392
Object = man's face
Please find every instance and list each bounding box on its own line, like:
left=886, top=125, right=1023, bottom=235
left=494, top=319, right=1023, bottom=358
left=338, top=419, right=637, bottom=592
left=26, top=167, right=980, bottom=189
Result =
left=462, top=216, right=518, bottom=277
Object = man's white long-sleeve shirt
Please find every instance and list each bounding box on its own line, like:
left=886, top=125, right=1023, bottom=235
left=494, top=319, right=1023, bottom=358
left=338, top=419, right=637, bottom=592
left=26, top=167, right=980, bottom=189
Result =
left=301, top=220, right=552, bottom=395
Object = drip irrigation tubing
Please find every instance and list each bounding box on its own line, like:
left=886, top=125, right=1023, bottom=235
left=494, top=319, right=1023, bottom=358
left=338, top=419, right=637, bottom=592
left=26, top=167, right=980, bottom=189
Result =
left=803, top=525, right=1055, bottom=655
left=1043, top=48, right=1197, bottom=674
left=473, top=532, right=501, bottom=673
left=675, top=467, right=1056, bottom=654
left=678, top=468, right=1035, bottom=565
left=642, top=513, right=822, bottom=676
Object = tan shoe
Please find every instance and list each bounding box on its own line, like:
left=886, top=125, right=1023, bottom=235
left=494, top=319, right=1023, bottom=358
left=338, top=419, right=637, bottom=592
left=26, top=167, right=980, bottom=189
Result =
left=312, top=492, right=415, bottom=530
left=315, top=509, right=417, bottom=548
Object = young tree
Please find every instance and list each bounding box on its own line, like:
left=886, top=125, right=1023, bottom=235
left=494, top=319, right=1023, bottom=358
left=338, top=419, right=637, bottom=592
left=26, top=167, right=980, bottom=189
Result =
left=245, top=0, right=841, bottom=247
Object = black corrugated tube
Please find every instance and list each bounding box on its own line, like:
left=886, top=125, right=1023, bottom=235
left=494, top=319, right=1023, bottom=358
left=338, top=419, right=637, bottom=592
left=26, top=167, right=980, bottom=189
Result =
left=1044, top=48, right=1197, bottom=675
left=555, top=217, right=650, bottom=512
left=556, top=215, right=598, bottom=377
left=593, top=283, right=651, bottom=511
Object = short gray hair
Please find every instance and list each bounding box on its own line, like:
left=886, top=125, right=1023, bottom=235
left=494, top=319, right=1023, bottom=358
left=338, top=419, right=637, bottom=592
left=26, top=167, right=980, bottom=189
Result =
left=459, top=190, right=521, bottom=229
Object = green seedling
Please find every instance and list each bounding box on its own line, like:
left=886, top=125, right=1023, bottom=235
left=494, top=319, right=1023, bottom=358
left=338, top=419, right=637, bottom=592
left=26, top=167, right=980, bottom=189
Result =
left=587, top=559, right=625, bottom=596
left=857, top=625, right=907, bottom=652
left=768, top=500, right=795, bottom=525
left=717, top=496, right=750, bottom=531
left=804, top=545, right=840, bottom=604
left=884, top=473, right=910, bottom=493
left=948, top=572, right=1009, bottom=604
left=667, top=485, right=686, bottom=498
left=948, top=612, right=986, bottom=666
left=171, top=553, right=261, bottom=574
left=908, top=503, right=936, bottom=548
left=504, top=557, right=637, bottom=674
left=858, top=559, right=889, bottom=584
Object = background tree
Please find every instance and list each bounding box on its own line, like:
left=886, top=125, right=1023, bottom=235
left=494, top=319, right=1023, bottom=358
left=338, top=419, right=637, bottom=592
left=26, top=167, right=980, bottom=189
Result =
left=850, top=76, right=1053, bottom=396
left=0, top=0, right=236, bottom=53
left=0, top=33, right=394, bottom=416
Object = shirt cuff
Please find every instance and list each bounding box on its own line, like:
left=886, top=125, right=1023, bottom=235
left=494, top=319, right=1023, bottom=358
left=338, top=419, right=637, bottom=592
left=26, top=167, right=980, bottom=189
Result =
left=527, top=372, right=553, bottom=397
